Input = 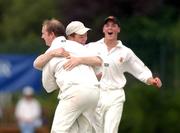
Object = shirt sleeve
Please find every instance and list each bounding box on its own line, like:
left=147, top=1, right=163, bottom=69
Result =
left=86, top=42, right=104, bottom=61
left=42, top=61, right=58, bottom=93
left=124, top=49, right=152, bottom=84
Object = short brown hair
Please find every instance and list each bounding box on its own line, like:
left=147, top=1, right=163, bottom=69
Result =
left=42, top=18, right=65, bottom=37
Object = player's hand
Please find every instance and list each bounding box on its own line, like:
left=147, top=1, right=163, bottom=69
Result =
left=153, top=77, right=162, bottom=88
left=51, top=48, right=70, bottom=57
left=63, top=56, right=81, bottom=71
left=147, top=77, right=162, bottom=88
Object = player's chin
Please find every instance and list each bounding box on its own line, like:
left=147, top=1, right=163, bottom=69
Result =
left=106, top=35, right=114, bottom=40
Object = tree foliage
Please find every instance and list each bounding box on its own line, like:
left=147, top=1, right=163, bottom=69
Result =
left=0, top=0, right=59, bottom=53
left=119, top=85, right=180, bottom=133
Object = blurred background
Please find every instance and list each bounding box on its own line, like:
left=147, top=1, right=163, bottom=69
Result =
left=0, top=0, right=180, bottom=132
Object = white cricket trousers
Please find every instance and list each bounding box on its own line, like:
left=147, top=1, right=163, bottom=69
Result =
left=50, top=84, right=99, bottom=133
left=95, top=88, right=125, bottom=133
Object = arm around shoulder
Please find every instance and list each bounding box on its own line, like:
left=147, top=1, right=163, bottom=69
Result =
left=33, top=52, right=54, bottom=70
left=33, top=48, right=68, bottom=70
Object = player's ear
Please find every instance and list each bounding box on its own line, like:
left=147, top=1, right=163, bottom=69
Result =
left=49, top=32, right=56, bottom=40
left=50, top=32, right=55, bottom=37
left=117, top=27, right=120, bottom=33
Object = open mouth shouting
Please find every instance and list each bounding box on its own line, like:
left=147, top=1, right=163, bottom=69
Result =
left=108, top=31, right=113, bottom=35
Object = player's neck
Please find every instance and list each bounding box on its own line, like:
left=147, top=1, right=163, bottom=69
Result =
left=104, top=38, right=118, bottom=51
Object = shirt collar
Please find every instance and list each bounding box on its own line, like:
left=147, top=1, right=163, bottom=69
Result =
left=100, top=38, right=123, bottom=48
left=51, top=36, right=66, bottom=46
left=116, top=40, right=123, bottom=48
left=55, top=36, right=66, bottom=42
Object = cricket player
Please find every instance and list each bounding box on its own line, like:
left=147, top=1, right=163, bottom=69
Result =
left=86, top=16, right=162, bottom=133
left=35, top=18, right=102, bottom=133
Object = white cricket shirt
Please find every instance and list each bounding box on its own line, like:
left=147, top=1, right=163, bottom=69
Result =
left=87, top=38, right=152, bottom=90
left=42, top=36, right=99, bottom=93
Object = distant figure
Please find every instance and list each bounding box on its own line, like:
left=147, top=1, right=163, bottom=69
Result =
left=15, top=86, right=42, bottom=133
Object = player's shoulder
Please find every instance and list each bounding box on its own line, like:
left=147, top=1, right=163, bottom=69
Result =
left=86, top=38, right=103, bottom=48
left=53, top=36, right=66, bottom=44
left=118, top=40, right=131, bottom=50
left=66, top=40, right=85, bottom=49
left=96, top=38, right=104, bottom=44
left=50, top=36, right=66, bottom=49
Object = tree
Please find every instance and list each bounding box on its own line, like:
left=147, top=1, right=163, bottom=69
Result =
left=0, top=0, right=59, bottom=53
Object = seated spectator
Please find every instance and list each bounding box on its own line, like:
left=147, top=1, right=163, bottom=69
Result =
left=15, top=86, right=42, bottom=133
